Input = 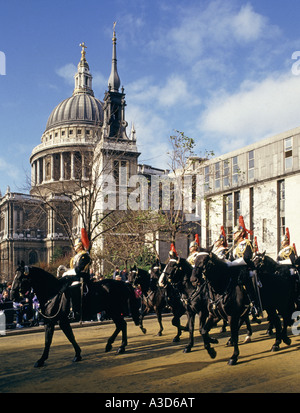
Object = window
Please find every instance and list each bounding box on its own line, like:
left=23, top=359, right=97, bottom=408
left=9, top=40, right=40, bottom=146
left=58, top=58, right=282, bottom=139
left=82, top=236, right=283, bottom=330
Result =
left=215, top=162, right=220, bottom=190
left=248, top=150, right=254, bottom=180
left=278, top=180, right=285, bottom=249
left=204, top=166, right=210, bottom=192
left=232, top=156, right=239, bottom=185
left=284, top=137, right=293, bottom=169
left=234, top=191, right=241, bottom=225
left=223, top=160, right=230, bottom=187
left=224, top=193, right=233, bottom=244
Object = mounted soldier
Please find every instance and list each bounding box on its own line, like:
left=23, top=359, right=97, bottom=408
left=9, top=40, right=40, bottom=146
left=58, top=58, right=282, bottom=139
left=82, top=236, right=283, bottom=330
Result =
left=212, top=226, right=228, bottom=261
left=228, top=216, right=262, bottom=317
left=60, top=228, right=91, bottom=320
left=277, top=228, right=297, bottom=266
left=186, top=234, right=200, bottom=267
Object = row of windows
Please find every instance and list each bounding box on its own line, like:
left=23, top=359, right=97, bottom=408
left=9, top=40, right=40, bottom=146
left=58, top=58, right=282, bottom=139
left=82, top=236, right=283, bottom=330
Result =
left=45, top=128, right=92, bottom=142
left=204, top=137, right=294, bottom=193
left=207, top=179, right=286, bottom=249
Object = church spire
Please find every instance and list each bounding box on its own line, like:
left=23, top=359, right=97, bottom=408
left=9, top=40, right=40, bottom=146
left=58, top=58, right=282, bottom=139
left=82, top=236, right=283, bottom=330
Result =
left=73, top=42, right=94, bottom=96
left=108, top=22, right=121, bottom=92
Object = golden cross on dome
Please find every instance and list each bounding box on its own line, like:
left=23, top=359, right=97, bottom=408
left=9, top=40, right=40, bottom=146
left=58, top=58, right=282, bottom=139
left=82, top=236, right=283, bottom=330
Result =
left=79, top=42, right=87, bottom=59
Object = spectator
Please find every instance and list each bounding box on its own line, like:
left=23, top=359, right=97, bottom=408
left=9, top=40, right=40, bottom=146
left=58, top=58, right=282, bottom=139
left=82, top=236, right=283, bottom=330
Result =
left=121, top=269, right=128, bottom=282
left=113, top=267, right=120, bottom=280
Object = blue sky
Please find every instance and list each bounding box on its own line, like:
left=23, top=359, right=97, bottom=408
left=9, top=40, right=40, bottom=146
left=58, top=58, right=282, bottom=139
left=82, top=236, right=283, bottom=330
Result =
left=1, top=0, right=300, bottom=193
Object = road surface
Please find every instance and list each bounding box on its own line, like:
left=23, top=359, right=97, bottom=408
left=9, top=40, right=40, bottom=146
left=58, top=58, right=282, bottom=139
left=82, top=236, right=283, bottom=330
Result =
left=0, top=314, right=299, bottom=394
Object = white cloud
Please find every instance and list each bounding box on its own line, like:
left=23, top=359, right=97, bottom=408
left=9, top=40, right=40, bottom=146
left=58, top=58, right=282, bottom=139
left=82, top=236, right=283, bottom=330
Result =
left=199, top=72, right=300, bottom=154
left=56, top=63, right=77, bottom=84
left=231, top=3, right=268, bottom=42
left=150, top=0, right=278, bottom=64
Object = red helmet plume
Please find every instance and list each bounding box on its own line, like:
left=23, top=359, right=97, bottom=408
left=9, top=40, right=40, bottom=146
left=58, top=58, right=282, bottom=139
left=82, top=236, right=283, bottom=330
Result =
left=220, top=226, right=228, bottom=247
left=170, top=242, right=178, bottom=257
left=286, top=228, right=290, bottom=244
left=81, top=228, right=90, bottom=251
left=195, top=234, right=199, bottom=246
left=238, top=215, right=252, bottom=238
left=254, top=236, right=259, bottom=252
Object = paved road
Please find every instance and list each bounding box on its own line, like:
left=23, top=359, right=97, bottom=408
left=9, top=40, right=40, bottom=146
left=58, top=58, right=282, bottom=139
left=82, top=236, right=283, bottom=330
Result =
left=0, top=314, right=299, bottom=394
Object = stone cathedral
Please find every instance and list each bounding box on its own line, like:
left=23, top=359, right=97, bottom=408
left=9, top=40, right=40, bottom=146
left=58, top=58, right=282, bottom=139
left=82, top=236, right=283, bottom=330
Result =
left=0, top=27, right=141, bottom=281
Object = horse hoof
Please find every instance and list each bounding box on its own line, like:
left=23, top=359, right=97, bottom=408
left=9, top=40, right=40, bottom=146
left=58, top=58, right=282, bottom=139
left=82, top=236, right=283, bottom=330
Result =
left=73, top=355, right=82, bottom=362
left=226, top=339, right=232, bottom=347
left=173, top=337, right=180, bottom=343
left=271, top=345, right=280, bottom=352
left=116, top=347, right=125, bottom=355
left=141, top=328, right=147, bottom=334
left=282, top=337, right=291, bottom=346
left=244, top=335, right=252, bottom=343
left=228, top=358, right=237, bottom=366
left=34, top=360, right=45, bottom=368
left=157, top=332, right=162, bottom=337
left=210, top=337, right=218, bottom=344
left=266, top=329, right=274, bottom=336
left=105, top=344, right=112, bottom=352
left=208, top=348, right=217, bottom=359
left=183, top=347, right=191, bottom=353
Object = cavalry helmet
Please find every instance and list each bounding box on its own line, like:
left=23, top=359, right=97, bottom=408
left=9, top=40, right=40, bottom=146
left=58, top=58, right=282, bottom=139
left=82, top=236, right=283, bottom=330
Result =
left=74, top=238, right=83, bottom=252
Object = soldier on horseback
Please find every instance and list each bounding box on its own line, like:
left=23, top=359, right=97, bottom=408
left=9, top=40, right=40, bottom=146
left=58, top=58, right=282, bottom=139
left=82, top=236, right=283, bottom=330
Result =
left=59, top=229, right=91, bottom=320
left=228, top=216, right=262, bottom=317
left=277, top=228, right=297, bottom=266
left=187, top=235, right=200, bottom=267
left=212, top=226, right=228, bottom=260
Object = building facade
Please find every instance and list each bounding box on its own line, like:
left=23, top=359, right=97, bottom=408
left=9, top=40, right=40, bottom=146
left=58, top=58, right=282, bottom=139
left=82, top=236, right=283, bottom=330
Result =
left=198, top=127, right=300, bottom=259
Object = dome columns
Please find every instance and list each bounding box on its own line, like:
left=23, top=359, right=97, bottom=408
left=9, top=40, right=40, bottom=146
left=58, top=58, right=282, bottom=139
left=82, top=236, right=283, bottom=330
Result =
left=31, top=150, right=89, bottom=188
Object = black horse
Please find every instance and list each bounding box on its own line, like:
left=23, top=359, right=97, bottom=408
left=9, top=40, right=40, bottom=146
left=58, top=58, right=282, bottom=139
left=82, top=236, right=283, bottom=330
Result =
left=128, top=265, right=166, bottom=337
left=158, top=255, right=216, bottom=353
left=129, top=263, right=188, bottom=341
left=253, top=252, right=296, bottom=351
left=159, top=254, right=252, bottom=354
left=191, top=252, right=252, bottom=365
left=11, top=263, right=144, bottom=367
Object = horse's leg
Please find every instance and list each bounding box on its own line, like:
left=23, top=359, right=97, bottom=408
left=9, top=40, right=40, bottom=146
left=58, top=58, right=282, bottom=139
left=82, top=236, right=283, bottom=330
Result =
left=105, top=315, right=127, bottom=354
left=58, top=318, right=82, bottom=362
left=116, top=317, right=128, bottom=354
left=228, top=315, right=240, bottom=365
left=171, top=312, right=182, bottom=342
left=183, top=311, right=195, bottom=353
left=268, top=310, right=282, bottom=351
left=243, top=314, right=252, bottom=343
left=139, top=306, right=149, bottom=335
left=34, top=322, right=55, bottom=367
left=221, top=320, right=227, bottom=333
left=201, top=314, right=217, bottom=359
left=156, top=308, right=164, bottom=336
left=281, top=314, right=292, bottom=346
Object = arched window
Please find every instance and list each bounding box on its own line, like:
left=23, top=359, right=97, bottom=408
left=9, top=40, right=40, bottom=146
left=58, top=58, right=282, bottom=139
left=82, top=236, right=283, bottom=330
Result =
left=29, top=250, right=38, bottom=265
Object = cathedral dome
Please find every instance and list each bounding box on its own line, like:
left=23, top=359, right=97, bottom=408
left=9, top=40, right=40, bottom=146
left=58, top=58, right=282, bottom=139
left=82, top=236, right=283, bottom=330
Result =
left=45, top=93, right=104, bottom=131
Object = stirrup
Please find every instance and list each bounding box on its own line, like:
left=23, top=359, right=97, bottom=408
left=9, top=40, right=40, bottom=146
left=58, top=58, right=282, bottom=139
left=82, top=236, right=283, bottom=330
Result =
left=68, top=310, right=75, bottom=320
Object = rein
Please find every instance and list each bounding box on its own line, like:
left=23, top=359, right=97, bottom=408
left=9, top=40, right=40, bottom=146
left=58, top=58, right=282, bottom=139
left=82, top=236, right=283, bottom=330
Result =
left=38, top=295, right=65, bottom=320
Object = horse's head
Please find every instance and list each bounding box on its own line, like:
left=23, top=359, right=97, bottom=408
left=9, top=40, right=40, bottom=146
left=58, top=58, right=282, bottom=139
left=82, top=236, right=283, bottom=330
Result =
left=190, top=252, right=210, bottom=283
left=10, top=262, right=31, bottom=302
left=158, top=256, right=187, bottom=287
left=149, top=261, right=164, bottom=280
left=252, top=251, right=275, bottom=273
left=128, top=265, right=139, bottom=286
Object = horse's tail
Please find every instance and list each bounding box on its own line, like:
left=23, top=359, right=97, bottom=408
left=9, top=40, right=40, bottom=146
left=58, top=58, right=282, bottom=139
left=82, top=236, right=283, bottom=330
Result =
left=126, top=283, right=141, bottom=326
